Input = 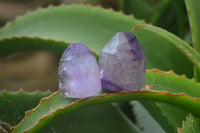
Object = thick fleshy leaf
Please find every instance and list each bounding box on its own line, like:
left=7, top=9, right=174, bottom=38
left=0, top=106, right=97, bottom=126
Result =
left=142, top=69, right=200, bottom=132
left=149, top=0, right=172, bottom=26
left=12, top=90, right=200, bottom=133
left=39, top=104, right=142, bottom=133
left=0, top=37, right=99, bottom=59
left=136, top=101, right=175, bottom=133
left=154, top=103, right=188, bottom=130
left=0, top=5, right=198, bottom=133
left=0, top=91, right=140, bottom=133
left=121, top=0, right=152, bottom=20
left=185, top=0, right=200, bottom=81
left=0, top=5, right=142, bottom=53
left=185, top=0, right=200, bottom=51
left=177, top=114, right=200, bottom=133
left=0, top=90, right=51, bottom=125
left=0, top=37, right=70, bottom=57
left=0, top=5, right=193, bottom=77
left=133, top=24, right=200, bottom=78
left=131, top=101, right=166, bottom=133
left=172, top=0, right=188, bottom=38
left=146, top=69, right=200, bottom=97
left=121, top=0, right=187, bottom=37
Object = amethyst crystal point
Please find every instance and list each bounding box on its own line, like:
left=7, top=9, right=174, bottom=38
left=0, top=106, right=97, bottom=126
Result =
left=59, top=43, right=101, bottom=98
left=99, top=32, right=146, bottom=91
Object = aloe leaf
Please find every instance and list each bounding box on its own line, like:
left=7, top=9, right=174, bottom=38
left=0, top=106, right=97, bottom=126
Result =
left=12, top=90, right=200, bottom=133
left=0, top=90, right=141, bottom=133
left=173, top=1, right=187, bottom=38
left=121, top=0, right=152, bottom=20
left=150, top=0, right=172, bottom=25
left=0, top=37, right=70, bottom=57
left=133, top=24, right=200, bottom=77
left=136, top=101, right=175, bottom=133
left=146, top=69, right=200, bottom=97
left=0, top=90, right=51, bottom=126
left=134, top=68, right=200, bottom=133
left=39, top=104, right=142, bottom=133
left=155, top=103, right=188, bottom=129
left=132, top=69, right=200, bottom=133
left=0, top=5, right=142, bottom=53
left=185, top=0, right=200, bottom=81
left=0, top=37, right=100, bottom=60
left=185, top=0, right=200, bottom=51
left=177, top=114, right=200, bottom=133
left=0, top=5, right=193, bottom=77
left=131, top=101, right=166, bottom=133
left=0, top=91, right=140, bottom=133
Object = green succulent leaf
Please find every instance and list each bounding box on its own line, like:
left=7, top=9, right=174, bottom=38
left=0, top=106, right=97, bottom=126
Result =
left=0, top=5, right=193, bottom=77
left=131, top=101, right=166, bottom=133
left=135, top=101, right=175, bottom=133
left=144, top=69, right=200, bottom=132
left=12, top=90, right=200, bottom=133
left=0, top=91, right=51, bottom=126
left=185, top=0, right=200, bottom=51
left=133, top=24, right=200, bottom=77
left=121, top=0, right=152, bottom=20
left=172, top=0, right=188, bottom=38
left=0, top=37, right=70, bottom=57
left=155, top=103, right=188, bottom=130
left=185, top=0, right=200, bottom=81
left=1, top=91, right=140, bottom=133
left=149, top=0, right=172, bottom=26
left=0, top=5, right=142, bottom=53
left=131, top=69, right=200, bottom=133
left=0, top=4, right=199, bottom=133
left=39, top=104, right=142, bottom=133
left=0, top=37, right=100, bottom=60
left=121, top=0, right=186, bottom=37
left=177, top=114, right=200, bottom=133
left=12, top=69, right=200, bottom=132
left=146, top=69, right=200, bottom=97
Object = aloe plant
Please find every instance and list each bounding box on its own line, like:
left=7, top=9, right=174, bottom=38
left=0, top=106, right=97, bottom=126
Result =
left=0, top=0, right=200, bottom=132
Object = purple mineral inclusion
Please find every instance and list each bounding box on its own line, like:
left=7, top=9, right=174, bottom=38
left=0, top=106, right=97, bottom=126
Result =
left=59, top=43, right=101, bottom=98
left=99, top=32, right=146, bottom=91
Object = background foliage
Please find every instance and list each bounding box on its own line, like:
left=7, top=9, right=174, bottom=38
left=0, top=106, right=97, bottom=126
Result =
left=0, top=0, right=200, bottom=133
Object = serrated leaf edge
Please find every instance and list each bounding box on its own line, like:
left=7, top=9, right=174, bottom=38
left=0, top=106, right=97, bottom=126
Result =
left=155, top=102, right=177, bottom=132
left=0, top=36, right=99, bottom=58
left=147, top=69, right=197, bottom=84
left=1, top=4, right=140, bottom=34
left=132, top=24, right=200, bottom=69
left=0, top=88, right=52, bottom=94
left=12, top=90, right=200, bottom=132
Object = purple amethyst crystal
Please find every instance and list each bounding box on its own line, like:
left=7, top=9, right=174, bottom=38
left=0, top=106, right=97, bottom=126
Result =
left=99, top=32, right=146, bottom=91
left=59, top=43, right=101, bottom=98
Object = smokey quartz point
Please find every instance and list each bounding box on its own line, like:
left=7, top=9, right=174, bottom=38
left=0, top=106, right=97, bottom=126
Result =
left=99, top=32, right=146, bottom=91
left=59, top=43, right=101, bottom=98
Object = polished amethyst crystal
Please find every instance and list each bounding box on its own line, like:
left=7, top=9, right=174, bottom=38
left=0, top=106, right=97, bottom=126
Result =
left=59, top=43, right=101, bottom=98
left=99, top=32, right=146, bottom=91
